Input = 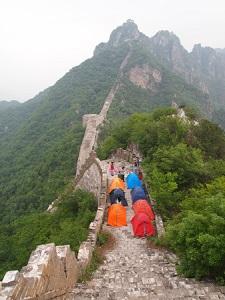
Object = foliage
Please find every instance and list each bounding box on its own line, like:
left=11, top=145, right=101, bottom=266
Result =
left=1, top=29, right=225, bottom=283
left=0, top=45, right=128, bottom=224
left=98, top=107, right=225, bottom=281
left=165, top=188, right=225, bottom=281
left=107, top=40, right=207, bottom=121
left=0, top=189, right=97, bottom=280
left=191, top=119, right=225, bottom=159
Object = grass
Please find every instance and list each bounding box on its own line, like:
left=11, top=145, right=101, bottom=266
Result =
left=78, top=230, right=115, bottom=282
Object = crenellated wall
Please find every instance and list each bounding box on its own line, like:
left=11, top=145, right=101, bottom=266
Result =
left=74, top=151, right=103, bottom=200
left=0, top=244, right=78, bottom=300
left=76, top=50, right=131, bottom=175
left=0, top=49, right=131, bottom=300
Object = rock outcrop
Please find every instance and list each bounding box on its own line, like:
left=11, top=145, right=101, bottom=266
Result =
left=129, top=65, right=161, bottom=91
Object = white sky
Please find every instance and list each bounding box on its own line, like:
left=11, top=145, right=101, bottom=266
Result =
left=0, top=0, right=225, bottom=102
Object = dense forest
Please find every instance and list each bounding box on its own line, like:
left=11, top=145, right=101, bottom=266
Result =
left=97, top=107, right=225, bottom=283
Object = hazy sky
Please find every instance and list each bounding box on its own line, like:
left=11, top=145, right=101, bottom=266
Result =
left=1, top=0, right=225, bottom=102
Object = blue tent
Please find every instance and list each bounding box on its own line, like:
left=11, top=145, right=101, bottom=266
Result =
left=131, top=187, right=147, bottom=203
left=126, top=172, right=142, bottom=189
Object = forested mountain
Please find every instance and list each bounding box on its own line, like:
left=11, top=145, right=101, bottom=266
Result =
left=0, top=100, right=20, bottom=111
left=96, top=20, right=225, bottom=125
left=0, top=45, right=128, bottom=223
left=0, top=20, right=225, bottom=278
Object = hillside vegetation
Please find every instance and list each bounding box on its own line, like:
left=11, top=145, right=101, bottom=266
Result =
left=1, top=20, right=225, bottom=281
left=108, top=42, right=208, bottom=120
left=0, top=45, right=128, bottom=224
left=97, top=107, right=225, bottom=282
left=0, top=188, right=97, bottom=280
left=0, top=46, right=128, bottom=279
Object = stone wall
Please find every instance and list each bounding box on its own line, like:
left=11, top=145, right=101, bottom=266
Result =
left=0, top=168, right=107, bottom=300
left=0, top=244, right=78, bottom=300
left=76, top=114, right=103, bottom=174
left=110, top=144, right=142, bottom=162
left=74, top=151, right=103, bottom=200
left=0, top=49, right=131, bottom=300
left=76, top=50, right=131, bottom=175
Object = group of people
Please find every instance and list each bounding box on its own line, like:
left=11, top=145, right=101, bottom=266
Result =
left=107, top=159, right=156, bottom=236
left=108, top=158, right=143, bottom=181
left=107, top=159, right=143, bottom=207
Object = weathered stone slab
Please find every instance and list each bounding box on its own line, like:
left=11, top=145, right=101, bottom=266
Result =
left=2, top=271, right=20, bottom=288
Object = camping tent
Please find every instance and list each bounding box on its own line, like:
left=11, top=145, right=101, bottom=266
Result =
left=108, top=177, right=125, bottom=194
left=107, top=203, right=127, bottom=227
left=131, top=187, right=147, bottom=203
left=126, top=172, right=142, bottom=189
left=132, top=199, right=155, bottom=221
left=131, top=213, right=155, bottom=237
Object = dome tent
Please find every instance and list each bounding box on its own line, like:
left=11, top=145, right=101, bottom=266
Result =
left=132, top=199, right=155, bottom=221
left=107, top=203, right=127, bottom=227
left=131, top=187, right=147, bottom=203
left=126, top=172, right=142, bottom=189
left=131, top=213, right=155, bottom=237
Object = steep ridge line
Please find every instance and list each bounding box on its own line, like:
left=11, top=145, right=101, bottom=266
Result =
left=76, top=50, right=131, bottom=174
left=1, top=46, right=224, bottom=299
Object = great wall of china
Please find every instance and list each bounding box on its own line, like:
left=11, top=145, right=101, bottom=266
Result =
left=0, top=50, right=131, bottom=300
left=1, top=49, right=225, bottom=299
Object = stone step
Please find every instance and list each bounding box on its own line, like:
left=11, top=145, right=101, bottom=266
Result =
left=71, top=161, right=225, bottom=300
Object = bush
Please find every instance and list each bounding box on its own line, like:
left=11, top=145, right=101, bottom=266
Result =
left=165, top=197, right=225, bottom=281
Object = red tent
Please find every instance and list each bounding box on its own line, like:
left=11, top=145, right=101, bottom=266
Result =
left=131, top=213, right=155, bottom=237
left=132, top=199, right=155, bottom=221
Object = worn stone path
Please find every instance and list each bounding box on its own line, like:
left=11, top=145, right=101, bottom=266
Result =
left=70, top=160, right=225, bottom=300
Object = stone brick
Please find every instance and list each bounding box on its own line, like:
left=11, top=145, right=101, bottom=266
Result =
left=2, top=271, right=20, bottom=288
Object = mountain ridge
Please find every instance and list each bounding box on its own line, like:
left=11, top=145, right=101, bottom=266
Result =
left=0, top=20, right=225, bottom=223
left=0, top=19, right=225, bottom=282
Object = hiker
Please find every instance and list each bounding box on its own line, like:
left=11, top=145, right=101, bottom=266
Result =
left=136, top=157, right=140, bottom=167
left=118, top=166, right=125, bottom=181
left=108, top=161, right=116, bottom=176
left=109, top=188, right=128, bottom=206
left=138, top=169, right=143, bottom=181
left=133, top=161, right=139, bottom=175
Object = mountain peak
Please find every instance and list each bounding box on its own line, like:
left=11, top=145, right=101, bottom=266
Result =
left=108, top=19, right=140, bottom=47
left=94, top=20, right=140, bottom=55
left=151, top=30, right=181, bottom=47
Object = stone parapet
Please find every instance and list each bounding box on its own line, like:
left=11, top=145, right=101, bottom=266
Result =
left=0, top=244, right=78, bottom=300
left=0, top=150, right=108, bottom=300
left=77, top=205, right=105, bottom=269
left=74, top=151, right=103, bottom=200
left=0, top=49, right=131, bottom=299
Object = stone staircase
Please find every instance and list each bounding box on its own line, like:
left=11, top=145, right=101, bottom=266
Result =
left=69, top=160, right=225, bottom=300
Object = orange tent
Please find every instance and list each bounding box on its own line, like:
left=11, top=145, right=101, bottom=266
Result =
left=108, top=177, right=125, bottom=194
left=107, top=204, right=127, bottom=227
left=132, top=199, right=155, bottom=221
